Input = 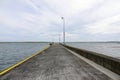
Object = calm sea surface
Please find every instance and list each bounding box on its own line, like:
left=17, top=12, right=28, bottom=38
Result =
left=67, top=42, right=120, bottom=59
left=0, top=42, right=49, bottom=71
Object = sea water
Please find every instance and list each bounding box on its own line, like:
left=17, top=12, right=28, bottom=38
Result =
left=67, top=42, right=120, bottom=59
left=0, top=42, right=49, bottom=71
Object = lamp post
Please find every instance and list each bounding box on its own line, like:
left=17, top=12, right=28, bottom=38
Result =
left=61, top=17, right=65, bottom=44
left=59, top=33, right=60, bottom=44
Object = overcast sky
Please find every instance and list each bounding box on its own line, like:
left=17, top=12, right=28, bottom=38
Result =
left=0, top=0, right=120, bottom=42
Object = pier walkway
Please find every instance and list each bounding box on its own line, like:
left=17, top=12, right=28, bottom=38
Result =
left=0, top=44, right=113, bottom=80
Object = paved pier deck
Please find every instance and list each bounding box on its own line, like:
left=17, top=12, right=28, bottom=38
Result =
left=0, top=44, right=113, bottom=80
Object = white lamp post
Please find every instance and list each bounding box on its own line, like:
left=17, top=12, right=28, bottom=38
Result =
left=61, top=17, right=65, bottom=44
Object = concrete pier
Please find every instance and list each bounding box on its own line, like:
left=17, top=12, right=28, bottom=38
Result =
left=0, top=44, right=114, bottom=80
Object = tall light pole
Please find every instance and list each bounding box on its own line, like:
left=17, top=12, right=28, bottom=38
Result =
left=59, top=33, right=61, bottom=44
left=61, top=17, right=65, bottom=44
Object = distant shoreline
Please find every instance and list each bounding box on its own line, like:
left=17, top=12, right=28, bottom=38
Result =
left=0, top=41, right=119, bottom=43
left=0, top=42, right=50, bottom=43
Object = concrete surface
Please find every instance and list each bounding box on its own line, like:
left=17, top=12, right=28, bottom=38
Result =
left=0, top=44, right=113, bottom=80
left=65, top=47, right=120, bottom=80
left=63, top=44, right=120, bottom=75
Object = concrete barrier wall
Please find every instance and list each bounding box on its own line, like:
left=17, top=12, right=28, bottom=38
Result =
left=63, top=44, right=120, bottom=75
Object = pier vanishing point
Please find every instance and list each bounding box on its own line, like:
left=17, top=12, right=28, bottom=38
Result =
left=0, top=44, right=120, bottom=80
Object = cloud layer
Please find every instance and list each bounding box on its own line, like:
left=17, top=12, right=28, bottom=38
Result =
left=0, top=0, right=120, bottom=41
